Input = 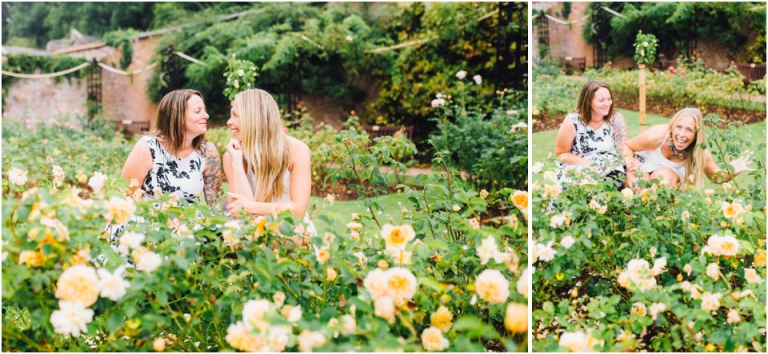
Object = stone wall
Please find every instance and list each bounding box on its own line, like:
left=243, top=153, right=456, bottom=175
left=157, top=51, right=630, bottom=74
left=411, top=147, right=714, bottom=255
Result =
left=4, top=32, right=384, bottom=131
left=3, top=75, right=88, bottom=128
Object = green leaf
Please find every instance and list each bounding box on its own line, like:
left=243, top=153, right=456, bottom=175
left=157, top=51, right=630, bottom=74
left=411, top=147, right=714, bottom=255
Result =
left=108, top=311, right=124, bottom=332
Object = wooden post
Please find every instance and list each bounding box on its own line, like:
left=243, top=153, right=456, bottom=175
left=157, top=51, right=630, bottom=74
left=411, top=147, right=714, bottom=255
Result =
left=638, top=63, right=646, bottom=132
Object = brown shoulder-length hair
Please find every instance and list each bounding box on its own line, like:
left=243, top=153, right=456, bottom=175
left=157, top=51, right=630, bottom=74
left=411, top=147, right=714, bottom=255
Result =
left=151, top=89, right=206, bottom=155
left=572, top=80, right=615, bottom=125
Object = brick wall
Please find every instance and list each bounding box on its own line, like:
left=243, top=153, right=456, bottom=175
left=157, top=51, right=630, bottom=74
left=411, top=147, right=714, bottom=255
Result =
left=3, top=74, right=88, bottom=128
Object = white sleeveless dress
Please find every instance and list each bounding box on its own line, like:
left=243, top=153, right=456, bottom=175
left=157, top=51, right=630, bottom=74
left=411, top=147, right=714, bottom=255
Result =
left=635, top=134, right=686, bottom=181
left=246, top=169, right=318, bottom=237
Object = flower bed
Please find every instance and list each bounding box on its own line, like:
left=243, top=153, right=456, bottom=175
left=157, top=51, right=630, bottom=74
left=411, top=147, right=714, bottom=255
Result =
left=531, top=121, right=767, bottom=352
left=2, top=117, right=528, bottom=351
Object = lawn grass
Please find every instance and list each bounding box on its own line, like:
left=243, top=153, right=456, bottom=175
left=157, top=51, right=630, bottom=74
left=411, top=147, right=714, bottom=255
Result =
left=532, top=109, right=767, bottom=189
left=222, top=185, right=433, bottom=237
left=308, top=193, right=410, bottom=235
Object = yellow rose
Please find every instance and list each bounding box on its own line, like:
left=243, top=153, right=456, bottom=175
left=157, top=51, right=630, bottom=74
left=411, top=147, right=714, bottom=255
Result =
left=326, top=268, right=338, bottom=282
left=510, top=190, right=528, bottom=211
left=104, top=196, right=136, bottom=225
left=504, top=303, right=527, bottom=333
left=153, top=338, right=165, bottom=352
left=18, top=250, right=46, bottom=267
left=316, top=249, right=331, bottom=263
left=430, top=306, right=454, bottom=332
left=55, top=265, right=100, bottom=306
left=380, top=224, right=415, bottom=249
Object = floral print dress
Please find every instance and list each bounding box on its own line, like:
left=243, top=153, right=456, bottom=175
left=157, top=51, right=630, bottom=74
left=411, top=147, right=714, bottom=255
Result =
left=141, top=136, right=205, bottom=202
left=556, top=113, right=625, bottom=186
left=108, top=136, right=206, bottom=245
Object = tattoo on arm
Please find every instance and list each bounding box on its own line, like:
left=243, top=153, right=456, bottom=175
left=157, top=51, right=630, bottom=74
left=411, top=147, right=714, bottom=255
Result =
left=203, top=143, right=223, bottom=207
left=612, top=114, right=629, bottom=152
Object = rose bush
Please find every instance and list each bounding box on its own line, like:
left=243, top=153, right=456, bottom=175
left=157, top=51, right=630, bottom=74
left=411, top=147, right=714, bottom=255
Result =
left=531, top=119, right=766, bottom=352
left=3, top=115, right=528, bottom=352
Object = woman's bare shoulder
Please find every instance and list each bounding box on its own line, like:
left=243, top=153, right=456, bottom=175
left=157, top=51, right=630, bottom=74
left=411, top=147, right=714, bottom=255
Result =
left=288, top=136, right=310, bottom=154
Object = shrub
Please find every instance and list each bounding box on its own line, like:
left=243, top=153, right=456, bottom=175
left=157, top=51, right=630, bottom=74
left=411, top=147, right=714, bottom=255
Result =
left=3, top=116, right=528, bottom=352
left=531, top=117, right=766, bottom=352
left=430, top=81, right=528, bottom=192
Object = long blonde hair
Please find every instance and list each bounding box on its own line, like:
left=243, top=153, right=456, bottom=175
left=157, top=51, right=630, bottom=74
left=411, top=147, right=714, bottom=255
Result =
left=670, top=108, right=706, bottom=189
left=235, top=89, right=292, bottom=202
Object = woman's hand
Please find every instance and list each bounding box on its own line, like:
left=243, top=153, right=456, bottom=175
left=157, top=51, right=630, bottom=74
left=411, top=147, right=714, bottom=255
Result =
left=625, top=157, right=641, bottom=172
left=729, top=150, right=755, bottom=175
left=227, top=192, right=254, bottom=216
left=225, top=139, right=244, bottom=170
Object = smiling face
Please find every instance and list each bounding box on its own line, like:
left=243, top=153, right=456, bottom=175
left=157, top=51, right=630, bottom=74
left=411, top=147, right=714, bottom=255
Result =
left=590, top=87, right=612, bottom=121
left=671, top=115, right=696, bottom=151
left=227, top=98, right=241, bottom=141
left=184, top=95, right=208, bottom=138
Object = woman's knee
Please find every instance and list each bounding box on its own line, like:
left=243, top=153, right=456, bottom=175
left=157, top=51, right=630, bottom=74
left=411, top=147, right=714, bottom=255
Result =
left=650, top=168, right=680, bottom=185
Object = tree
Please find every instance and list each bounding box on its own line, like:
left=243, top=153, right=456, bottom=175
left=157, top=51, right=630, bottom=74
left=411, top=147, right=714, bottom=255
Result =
left=2, top=2, right=155, bottom=48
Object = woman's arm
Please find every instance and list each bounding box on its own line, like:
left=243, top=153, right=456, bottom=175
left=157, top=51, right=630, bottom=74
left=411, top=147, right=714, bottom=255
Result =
left=121, top=139, right=153, bottom=194
left=623, top=124, right=668, bottom=166
left=703, top=149, right=754, bottom=183
left=201, top=141, right=223, bottom=206
left=555, top=116, right=594, bottom=168
left=222, top=141, right=254, bottom=204
left=228, top=139, right=311, bottom=219
left=611, top=111, right=629, bottom=151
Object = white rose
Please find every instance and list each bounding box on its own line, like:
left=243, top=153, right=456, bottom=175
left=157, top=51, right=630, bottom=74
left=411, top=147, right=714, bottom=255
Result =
left=649, top=303, right=666, bottom=320
left=744, top=268, right=763, bottom=284
left=8, top=167, right=28, bottom=185
left=531, top=162, right=544, bottom=174
left=421, top=326, right=449, bottom=351
left=651, top=257, right=667, bottom=276
left=97, top=267, right=130, bottom=301
left=560, top=236, right=575, bottom=249
left=473, top=75, right=482, bottom=85
left=477, top=236, right=499, bottom=265
left=455, top=70, right=467, bottom=79
left=475, top=269, right=510, bottom=304
left=550, top=214, right=566, bottom=229
left=50, top=301, right=95, bottom=337
left=700, top=292, right=722, bottom=312
left=134, top=250, right=162, bottom=273
left=706, top=263, right=720, bottom=280
left=516, top=267, right=530, bottom=298
left=88, top=172, right=108, bottom=194
left=558, top=331, right=588, bottom=352
left=536, top=241, right=557, bottom=262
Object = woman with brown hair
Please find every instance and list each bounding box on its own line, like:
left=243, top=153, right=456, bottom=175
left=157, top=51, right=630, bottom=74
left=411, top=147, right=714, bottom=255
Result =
left=623, top=107, right=753, bottom=190
left=121, top=89, right=222, bottom=206
left=554, top=80, right=629, bottom=188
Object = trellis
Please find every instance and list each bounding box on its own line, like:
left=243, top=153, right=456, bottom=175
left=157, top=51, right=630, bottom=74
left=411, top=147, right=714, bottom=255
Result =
left=494, top=2, right=527, bottom=91
left=536, top=13, right=550, bottom=58
left=86, top=58, right=102, bottom=125
left=591, top=3, right=610, bottom=68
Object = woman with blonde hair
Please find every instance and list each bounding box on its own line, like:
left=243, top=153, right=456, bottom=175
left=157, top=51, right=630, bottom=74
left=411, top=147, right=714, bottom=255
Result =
left=555, top=80, right=629, bottom=188
left=623, top=107, right=753, bottom=189
left=223, top=88, right=316, bottom=243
